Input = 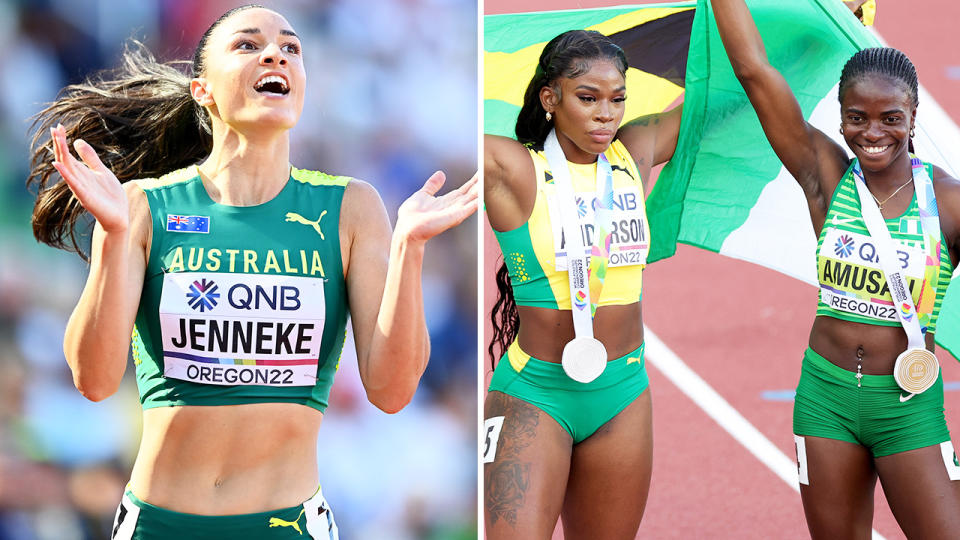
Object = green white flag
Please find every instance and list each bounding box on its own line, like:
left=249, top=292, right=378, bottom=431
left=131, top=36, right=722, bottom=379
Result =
left=484, top=0, right=960, bottom=359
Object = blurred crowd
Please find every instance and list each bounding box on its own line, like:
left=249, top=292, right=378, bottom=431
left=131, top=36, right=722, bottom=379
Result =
left=0, top=0, right=478, bottom=538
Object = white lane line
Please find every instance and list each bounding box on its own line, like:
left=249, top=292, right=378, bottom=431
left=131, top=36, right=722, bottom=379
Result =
left=643, top=326, right=887, bottom=540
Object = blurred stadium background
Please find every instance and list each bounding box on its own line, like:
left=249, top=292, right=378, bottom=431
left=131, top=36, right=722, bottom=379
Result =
left=0, top=0, right=477, bottom=539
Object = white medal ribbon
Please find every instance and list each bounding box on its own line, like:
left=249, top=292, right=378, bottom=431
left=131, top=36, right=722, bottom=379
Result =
left=543, top=129, right=608, bottom=383
left=852, top=158, right=939, bottom=399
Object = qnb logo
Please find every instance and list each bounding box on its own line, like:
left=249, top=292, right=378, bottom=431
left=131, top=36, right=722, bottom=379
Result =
left=576, top=196, right=588, bottom=218
left=186, top=279, right=220, bottom=312
left=834, top=234, right=855, bottom=258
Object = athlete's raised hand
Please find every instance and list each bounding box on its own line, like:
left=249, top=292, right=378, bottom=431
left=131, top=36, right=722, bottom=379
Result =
left=395, top=171, right=478, bottom=243
left=50, top=123, right=129, bottom=233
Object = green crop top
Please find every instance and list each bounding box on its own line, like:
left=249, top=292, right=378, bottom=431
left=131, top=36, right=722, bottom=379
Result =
left=492, top=139, right=650, bottom=310
left=131, top=165, right=350, bottom=412
left=816, top=159, right=953, bottom=333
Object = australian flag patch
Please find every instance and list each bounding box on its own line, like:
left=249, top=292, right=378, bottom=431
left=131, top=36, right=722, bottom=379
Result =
left=166, top=214, right=210, bottom=233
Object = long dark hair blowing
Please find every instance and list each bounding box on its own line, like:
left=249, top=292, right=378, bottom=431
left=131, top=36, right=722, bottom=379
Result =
left=27, top=4, right=264, bottom=260
left=838, top=47, right=919, bottom=152
left=489, top=30, right=627, bottom=367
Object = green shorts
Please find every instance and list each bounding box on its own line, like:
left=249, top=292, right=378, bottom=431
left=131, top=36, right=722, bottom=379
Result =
left=488, top=340, right=649, bottom=443
left=111, top=486, right=338, bottom=539
left=793, top=347, right=950, bottom=457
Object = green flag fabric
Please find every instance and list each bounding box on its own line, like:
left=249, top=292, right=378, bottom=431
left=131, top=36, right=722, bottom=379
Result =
left=483, top=0, right=960, bottom=359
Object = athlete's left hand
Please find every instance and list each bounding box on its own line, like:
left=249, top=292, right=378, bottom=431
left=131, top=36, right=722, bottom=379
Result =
left=395, top=171, right=478, bottom=243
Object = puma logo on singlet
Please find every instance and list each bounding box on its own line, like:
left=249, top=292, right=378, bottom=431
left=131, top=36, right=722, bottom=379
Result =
left=610, top=164, right=635, bottom=180
left=285, top=211, right=327, bottom=239
left=268, top=508, right=305, bottom=534
left=547, top=166, right=635, bottom=182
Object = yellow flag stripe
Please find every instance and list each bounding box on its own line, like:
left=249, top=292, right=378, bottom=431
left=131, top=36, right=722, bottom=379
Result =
left=484, top=7, right=690, bottom=127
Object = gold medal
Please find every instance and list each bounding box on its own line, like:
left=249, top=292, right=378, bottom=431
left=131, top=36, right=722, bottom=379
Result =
left=894, top=348, right=939, bottom=395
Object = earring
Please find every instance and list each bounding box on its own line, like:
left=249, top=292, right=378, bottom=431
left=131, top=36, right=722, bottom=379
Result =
left=546, top=111, right=553, bottom=122
left=839, top=126, right=844, bottom=135
left=910, top=127, right=915, bottom=137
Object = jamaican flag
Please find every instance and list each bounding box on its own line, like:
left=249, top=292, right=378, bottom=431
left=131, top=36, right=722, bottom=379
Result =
left=485, top=3, right=694, bottom=138
left=485, top=0, right=960, bottom=359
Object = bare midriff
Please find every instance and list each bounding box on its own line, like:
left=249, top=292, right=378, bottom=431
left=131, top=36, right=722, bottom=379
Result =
left=129, top=402, right=322, bottom=515
left=516, top=302, right=645, bottom=363
left=809, top=315, right=937, bottom=375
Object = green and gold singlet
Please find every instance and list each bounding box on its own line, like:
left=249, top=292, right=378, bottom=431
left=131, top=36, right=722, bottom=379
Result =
left=131, top=165, right=350, bottom=411
left=493, top=139, right=649, bottom=309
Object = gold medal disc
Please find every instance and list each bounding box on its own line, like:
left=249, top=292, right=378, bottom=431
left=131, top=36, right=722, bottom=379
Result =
left=894, top=348, right=939, bottom=395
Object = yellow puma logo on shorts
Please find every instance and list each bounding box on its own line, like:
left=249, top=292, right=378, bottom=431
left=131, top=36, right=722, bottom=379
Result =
left=285, top=211, right=327, bottom=239
left=268, top=508, right=305, bottom=535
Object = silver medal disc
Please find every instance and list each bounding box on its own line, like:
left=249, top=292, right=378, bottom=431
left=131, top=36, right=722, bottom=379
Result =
left=561, top=337, right=608, bottom=383
left=894, top=347, right=939, bottom=396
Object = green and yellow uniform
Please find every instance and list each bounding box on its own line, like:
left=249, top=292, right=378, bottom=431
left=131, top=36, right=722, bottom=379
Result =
left=489, top=140, right=650, bottom=443
left=113, top=165, right=348, bottom=539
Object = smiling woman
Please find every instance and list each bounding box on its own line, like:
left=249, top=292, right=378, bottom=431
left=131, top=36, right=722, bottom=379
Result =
left=712, top=0, right=960, bottom=537
left=25, top=4, right=477, bottom=540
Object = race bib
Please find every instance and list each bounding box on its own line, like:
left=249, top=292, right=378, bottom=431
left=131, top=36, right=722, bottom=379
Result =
left=482, top=416, right=505, bottom=464
left=547, top=185, right=649, bottom=269
left=795, top=435, right=809, bottom=486
left=819, top=228, right=926, bottom=321
left=941, top=441, right=960, bottom=481
left=159, top=273, right=325, bottom=386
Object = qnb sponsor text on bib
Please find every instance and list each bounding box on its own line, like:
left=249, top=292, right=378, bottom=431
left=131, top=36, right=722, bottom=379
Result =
left=158, top=272, right=326, bottom=387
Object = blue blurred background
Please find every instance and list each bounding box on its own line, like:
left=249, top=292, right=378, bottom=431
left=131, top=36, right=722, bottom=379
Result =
left=0, top=0, right=478, bottom=538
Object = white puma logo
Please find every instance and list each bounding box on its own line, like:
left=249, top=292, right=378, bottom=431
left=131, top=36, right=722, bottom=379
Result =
left=285, top=211, right=327, bottom=239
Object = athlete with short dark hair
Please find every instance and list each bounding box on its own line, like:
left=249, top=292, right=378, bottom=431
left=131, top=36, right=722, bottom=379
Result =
left=714, top=0, right=960, bottom=537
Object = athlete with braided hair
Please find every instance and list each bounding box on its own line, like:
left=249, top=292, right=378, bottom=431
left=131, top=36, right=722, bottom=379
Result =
left=484, top=29, right=682, bottom=539
left=714, top=1, right=960, bottom=537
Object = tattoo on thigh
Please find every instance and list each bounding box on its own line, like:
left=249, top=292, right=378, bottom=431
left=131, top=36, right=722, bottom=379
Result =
left=486, top=462, right=531, bottom=526
left=484, top=393, right=540, bottom=526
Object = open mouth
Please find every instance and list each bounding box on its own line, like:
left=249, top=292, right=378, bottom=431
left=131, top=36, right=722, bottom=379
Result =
left=254, top=75, right=289, bottom=96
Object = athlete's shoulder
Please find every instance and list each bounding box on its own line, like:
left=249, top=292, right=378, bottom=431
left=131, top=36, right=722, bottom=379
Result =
left=927, top=163, right=960, bottom=248
left=929, top=163, right=960, bottom=207
left=339, top=178, right=389, bottom=245
left=930, top=163, right=960, bottom=185
left=341, top=177, right=383, bottom=208
left=486, top=134, right=533, bottom=160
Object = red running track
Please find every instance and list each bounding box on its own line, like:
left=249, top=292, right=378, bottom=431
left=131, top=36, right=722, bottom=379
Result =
left=483, top=0, right=960, bottom=538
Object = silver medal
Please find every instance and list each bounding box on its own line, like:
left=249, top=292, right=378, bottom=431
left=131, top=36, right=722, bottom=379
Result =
left=561, top=337, right=607, bottom=383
